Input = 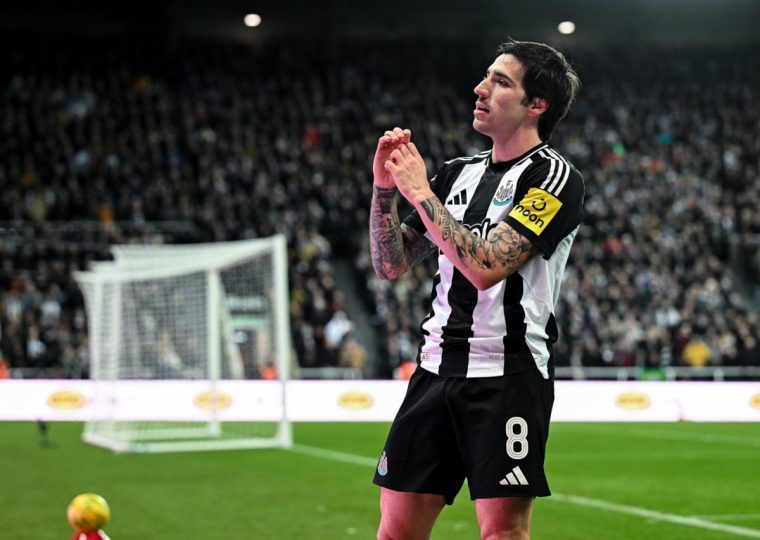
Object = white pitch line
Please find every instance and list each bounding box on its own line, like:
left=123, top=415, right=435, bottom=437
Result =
left=689, top=514, right=760, bottom=522
left=550, top=450, right=748, bottom=461
left=290, top=444, right=378, bottom=467
left=551, top=494, right=760, bottom=538
left=563, top=426, right=760, bottom=449
left=621, top=429, right=760, bottom=448
left=290, top=444, right=760, bottom=539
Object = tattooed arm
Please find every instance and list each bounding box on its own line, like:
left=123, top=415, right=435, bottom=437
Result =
left=418, top=196, right=535, bottom=290
left=369, top=186, right=435, bottom=280
left=369, top=127, right=435, bottom=280
left=385, top=141, right=535, bottom=290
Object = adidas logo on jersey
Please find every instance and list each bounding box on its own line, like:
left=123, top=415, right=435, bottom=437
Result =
left=499, top=466, right=529, bottom=486
left=446, top=189, right=468, bottom=206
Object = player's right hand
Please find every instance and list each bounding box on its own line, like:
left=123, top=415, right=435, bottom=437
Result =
left=373, top=128, right=411, bottom=188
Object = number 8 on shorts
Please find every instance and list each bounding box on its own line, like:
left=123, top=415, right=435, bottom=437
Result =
left=506, top=416, right=528, bottom=460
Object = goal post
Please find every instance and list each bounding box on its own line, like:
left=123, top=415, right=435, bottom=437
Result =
left=74, top=236, right=292, bottom=453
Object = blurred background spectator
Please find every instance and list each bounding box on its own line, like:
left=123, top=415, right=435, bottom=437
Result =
left=0, top=1, right=758, bottom=379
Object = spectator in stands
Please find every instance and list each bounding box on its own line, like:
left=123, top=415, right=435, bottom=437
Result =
left=681, top=336, right=712, bottom=368
left=0, top=38, right=758, bottom=378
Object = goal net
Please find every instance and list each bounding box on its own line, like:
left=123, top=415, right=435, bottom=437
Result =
left=74, top=236, right=292, bottom=453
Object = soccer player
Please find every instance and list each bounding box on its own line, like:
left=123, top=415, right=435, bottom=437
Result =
left=369, top=39, right=583, bottom=539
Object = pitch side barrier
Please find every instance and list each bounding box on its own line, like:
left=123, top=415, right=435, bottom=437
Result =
left=2, top=379, right=759, bottom=423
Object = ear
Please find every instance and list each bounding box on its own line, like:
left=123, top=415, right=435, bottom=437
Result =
left=527, top=97, right=549, bottom=118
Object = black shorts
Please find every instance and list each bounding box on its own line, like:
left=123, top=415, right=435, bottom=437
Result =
left=373, top=365, right=554, bottom=504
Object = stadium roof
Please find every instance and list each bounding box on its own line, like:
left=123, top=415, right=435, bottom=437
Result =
left=2, top=0, right=759, bottom=47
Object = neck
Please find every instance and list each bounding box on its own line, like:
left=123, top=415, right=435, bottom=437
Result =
left=490, top=128, right=543, bottom=164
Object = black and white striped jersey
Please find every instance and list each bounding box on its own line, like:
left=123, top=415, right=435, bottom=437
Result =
left=404, top=142, right=584, bottom=379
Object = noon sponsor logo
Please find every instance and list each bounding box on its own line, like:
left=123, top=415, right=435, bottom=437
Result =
left=508, top=187, right=562, bottom=236
left=615, top=392, right=651, bottom=410
left=47, top=391, right=87, bottom=409
left=337, top=391, right=374, bottom=410
left=193, top=390, right=232, bottom=411
left=750, top=393, right=760, bottom=409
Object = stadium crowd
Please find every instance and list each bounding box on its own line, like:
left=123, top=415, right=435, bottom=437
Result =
left=354, top=47, right=760, bottom=374
left=0, top=38, right=758, bottom=379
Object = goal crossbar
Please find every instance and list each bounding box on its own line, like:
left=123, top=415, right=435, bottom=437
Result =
left=75, top=235, right=292, bottom=453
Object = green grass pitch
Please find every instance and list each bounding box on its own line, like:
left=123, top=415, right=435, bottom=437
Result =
left=2, top=421, right=759, bottom=539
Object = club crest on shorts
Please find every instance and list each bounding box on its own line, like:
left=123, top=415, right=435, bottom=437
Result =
left=377, top=450, right=388, bottom=476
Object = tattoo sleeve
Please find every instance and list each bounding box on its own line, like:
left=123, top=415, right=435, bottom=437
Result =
left=419, top=196, right=535, bottom=288
left=369, top=186, right=434, bottom=279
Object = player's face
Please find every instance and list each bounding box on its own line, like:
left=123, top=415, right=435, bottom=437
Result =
left=473, top=54, right=532, bottom=142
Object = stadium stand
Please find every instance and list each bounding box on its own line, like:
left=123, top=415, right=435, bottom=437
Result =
left=355, top=47, right=760, bottom=376
left=0, top=38, right=758, bottom=379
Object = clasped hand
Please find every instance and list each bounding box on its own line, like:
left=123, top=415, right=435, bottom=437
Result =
left=373, top=127, right=432, bottom=204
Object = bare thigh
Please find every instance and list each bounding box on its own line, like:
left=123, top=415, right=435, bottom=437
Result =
left=475, top=496, right=535, bottom=540
left=377, top=487, right=446, bottom=540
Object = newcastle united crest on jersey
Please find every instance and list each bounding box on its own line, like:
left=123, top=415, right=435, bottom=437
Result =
left=377, top=450, right=388, bottom=476
left=492, top=182, right=515, bottom=206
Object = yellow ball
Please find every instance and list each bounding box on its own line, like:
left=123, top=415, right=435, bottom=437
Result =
left=67, top=493, right=111, bottom=532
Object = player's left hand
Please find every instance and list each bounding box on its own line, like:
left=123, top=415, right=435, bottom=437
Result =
left=385, top=143, right=432, bottom=204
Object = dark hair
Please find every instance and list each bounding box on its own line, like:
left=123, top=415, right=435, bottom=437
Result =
left=496, top=39, right=580, bottom=141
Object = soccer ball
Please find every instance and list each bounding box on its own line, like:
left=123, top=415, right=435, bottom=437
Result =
left=66, top=493, right=111, bottom=532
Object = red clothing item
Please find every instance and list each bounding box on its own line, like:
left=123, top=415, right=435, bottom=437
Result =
left=71, top=530, right=110, bottom=540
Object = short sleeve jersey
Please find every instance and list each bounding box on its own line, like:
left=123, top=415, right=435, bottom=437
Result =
left=403, top=143, right=584, bottom=378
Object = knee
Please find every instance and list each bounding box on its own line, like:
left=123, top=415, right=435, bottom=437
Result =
left=379, top=508, right=445, bottom=540
left=481, top=525, right=530, bottom=540
left=476, top=496, right=533, bottom=540
left=377, top=515, right=422, bottom=540
left=376, top=521, right=395, bottom=540
left=377, top=489, right=444, bottom=540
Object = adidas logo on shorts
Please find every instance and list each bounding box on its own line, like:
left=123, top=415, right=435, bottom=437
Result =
left=499, top=465, right=529, bottom=486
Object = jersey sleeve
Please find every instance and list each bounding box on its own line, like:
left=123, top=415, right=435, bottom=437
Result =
left=505, top=158, right=585, bottom=259
left=401, top=196, right=426, bottom=233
